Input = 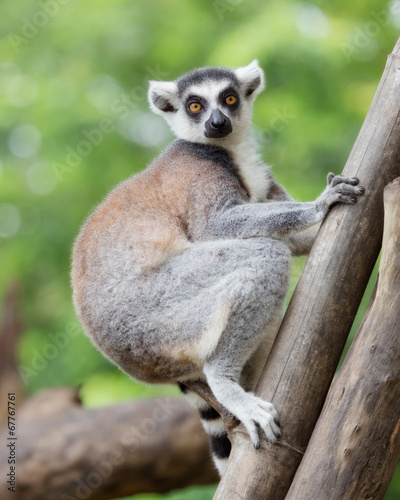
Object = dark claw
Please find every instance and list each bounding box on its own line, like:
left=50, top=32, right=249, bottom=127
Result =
left=350, top=196, right=358, bottom=203
left=350, top=176, right=359, bottom=185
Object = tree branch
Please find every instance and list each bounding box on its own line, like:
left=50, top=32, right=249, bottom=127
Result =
left=0, top=388, right=218, bottom=500
left=285, top=178, right=400, bottom=500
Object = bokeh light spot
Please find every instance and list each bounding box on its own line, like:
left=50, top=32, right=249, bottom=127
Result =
left=8, top=124, right=42, bottom=158
left=85, top=74, right=123, bottom=111
left=294, top=3, right=331, bottom=39
left=6, top=73, right=38, bottom=107
left=0, top=204, right=21, bottom=238
left=119, top=112, right=171, bottom=147
left=26, top=162, right=58, bottom=195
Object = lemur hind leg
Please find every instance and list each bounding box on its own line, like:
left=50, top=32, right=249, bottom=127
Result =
left=168, top=237, right=290, bottom=472
left=202, top=238, right=290, bottom=449
left=180, top=319, right=283, bottom=476
left=240, top=314, right=284, bottom=393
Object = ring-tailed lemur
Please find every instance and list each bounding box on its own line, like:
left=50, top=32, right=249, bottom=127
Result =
left=71, top=60, right=364, bottom=475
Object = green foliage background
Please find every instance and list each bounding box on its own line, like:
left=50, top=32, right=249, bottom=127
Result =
left=0, top=0, right=399, bottom=498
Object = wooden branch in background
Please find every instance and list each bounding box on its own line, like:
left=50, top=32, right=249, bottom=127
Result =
left=285, top=178, right=400, bottom=500
left=0, top=388, right=217, bottom=500
left=214, top=38, right=400, bottom=500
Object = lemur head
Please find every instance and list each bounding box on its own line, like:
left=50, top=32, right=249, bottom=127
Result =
left=148, top=60, right=265, bottom=145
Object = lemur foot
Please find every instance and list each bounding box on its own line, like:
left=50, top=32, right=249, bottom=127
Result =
left=234, top=393, right=281, bottom=449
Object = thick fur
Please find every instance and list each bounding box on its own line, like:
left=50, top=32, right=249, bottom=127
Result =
left=71, top=61, right=364, bottom=475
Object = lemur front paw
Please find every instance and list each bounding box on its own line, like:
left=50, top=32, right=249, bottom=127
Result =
left=323, top=173, right=365, bottom=207
left=236, top=393, right=281, bottom=449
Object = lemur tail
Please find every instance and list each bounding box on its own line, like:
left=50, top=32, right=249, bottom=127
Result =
left=178, top=382, right=231, bottom=476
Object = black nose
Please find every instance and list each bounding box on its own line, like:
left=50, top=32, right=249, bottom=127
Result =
left=210, top=109, right=227, bottom=129
left=204, top=108, right=232, bottom=138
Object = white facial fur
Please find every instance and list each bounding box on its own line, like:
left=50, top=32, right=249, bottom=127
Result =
left=148, top=60, right=265, bottom=147
left=170, top=79, right=234, bottom=143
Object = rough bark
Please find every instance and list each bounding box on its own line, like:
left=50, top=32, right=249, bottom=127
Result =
left=214, top=38, right=400, bottom=499
left=285, top=178, right=400, bottom=500
left=0, top=388, right=217, bottom=500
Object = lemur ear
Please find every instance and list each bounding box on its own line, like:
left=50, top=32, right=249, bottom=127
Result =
left=148, top=80, right=179, bottom=114
left=235, top=59, right=265, bottom=98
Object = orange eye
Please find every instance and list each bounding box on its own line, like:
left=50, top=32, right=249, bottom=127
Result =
left=189, top=102, right=202, bottom=113
left=226, top=95, right=237, bottom=105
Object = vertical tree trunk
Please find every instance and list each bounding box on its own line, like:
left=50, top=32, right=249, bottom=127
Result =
left=285, top=178, right=400, bottom=500
left=214, top=38, right=400, bottom=500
